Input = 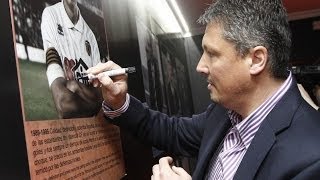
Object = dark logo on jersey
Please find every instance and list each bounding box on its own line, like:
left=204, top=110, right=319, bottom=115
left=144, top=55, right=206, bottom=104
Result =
left=57, top=24, right=64, bottom=36
left=85, top=40, right=91, bottom=56
left=64, top=57, right=90, bottom=85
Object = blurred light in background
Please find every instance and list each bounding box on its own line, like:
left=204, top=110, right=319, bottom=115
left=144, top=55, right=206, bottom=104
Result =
left=136, top=0, right=190, bottom=34
left=168, top=0, right=190, bottom=33
left=147, top=0, right=182, bottom=32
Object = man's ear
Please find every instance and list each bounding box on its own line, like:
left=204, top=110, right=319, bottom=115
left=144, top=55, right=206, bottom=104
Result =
left=248, top=46, right=268, bottom=75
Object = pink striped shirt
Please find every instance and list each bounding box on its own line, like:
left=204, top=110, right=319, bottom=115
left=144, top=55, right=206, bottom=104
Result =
left=206, top=73, right=293, bottom=180
left=102, top=93, right=130, bottom=119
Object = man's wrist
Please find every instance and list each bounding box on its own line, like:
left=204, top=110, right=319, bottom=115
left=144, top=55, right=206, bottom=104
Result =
left=102, top=94, right=130, bottom=119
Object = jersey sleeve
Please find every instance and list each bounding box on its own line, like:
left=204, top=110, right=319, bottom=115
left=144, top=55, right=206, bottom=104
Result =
left=41, top=7, right=65, bottom=86
left=41, top=7, right=60, bottom=55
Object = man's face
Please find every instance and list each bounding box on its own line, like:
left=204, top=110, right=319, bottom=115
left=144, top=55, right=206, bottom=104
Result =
left=196, top=24, right=251, bottom=108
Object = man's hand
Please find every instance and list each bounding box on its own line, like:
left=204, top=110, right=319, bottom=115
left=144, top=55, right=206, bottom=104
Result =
left=151, top=156, right=192, bottom=180
left=86, top=61, right=128, bottom=110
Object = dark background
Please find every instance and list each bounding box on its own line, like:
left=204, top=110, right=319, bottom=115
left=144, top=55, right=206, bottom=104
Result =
left=0, top=0, right=29, bottom=179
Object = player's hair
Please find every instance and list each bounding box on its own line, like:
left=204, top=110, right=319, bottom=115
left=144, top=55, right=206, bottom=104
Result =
left=198, top=0, right=291, bottom=79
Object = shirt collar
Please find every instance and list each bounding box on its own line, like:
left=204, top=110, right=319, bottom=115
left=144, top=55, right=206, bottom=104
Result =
left=227, top=72, right=293, bottom=148
left=60, top=0, right=83, bottom=33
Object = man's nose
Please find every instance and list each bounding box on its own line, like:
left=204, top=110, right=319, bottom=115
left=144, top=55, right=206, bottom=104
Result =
left=196, top=54, right=208, bottom=74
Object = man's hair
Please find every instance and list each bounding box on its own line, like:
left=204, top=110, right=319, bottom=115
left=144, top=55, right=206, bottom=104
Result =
left=198, top=0, right=291, bottom=79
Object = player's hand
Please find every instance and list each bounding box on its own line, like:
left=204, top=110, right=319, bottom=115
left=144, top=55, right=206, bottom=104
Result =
left=86, top=61, right=128, bottom=110
left=151, top=157, right=192, bottom=180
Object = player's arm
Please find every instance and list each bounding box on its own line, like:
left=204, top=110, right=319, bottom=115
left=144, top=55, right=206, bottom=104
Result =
left=46, top=48, right=102, bottom=118
left=50, top=77, right=102, bottom=119
left=66, top=79, right=103, bottom=113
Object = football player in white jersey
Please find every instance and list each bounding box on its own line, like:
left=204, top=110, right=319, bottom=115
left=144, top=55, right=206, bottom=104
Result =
left=41, top=0, right=103, bottom=119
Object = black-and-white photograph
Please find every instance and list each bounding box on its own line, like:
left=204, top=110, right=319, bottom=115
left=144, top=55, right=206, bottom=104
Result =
left=159, top=43, right=194, bottom=116
left=12, top=0, right=109, bottom=120
left=136, top=18, right=167, bottom=113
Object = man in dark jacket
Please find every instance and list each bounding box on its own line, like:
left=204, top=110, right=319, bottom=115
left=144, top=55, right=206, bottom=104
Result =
left=87, top=0, right=320, bottom=179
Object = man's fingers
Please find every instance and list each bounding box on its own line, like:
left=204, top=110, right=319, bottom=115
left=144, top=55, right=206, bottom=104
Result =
left=171, top=166, right=183, bottom=175
left=98, top=73, right=113, bottom=89
left=153, top=164, right=160, bottom=174
left=152, top=164, right=160, bottom=177
left=86, top=60, right=120, bottom=74
left=153, top=157, right=172, bottom=180
left=87, top=61, right=127, bottom=90
left=172, top=166, right=187, bottom=175
left=98, top=73, right=127, bottom=95
left=152, top=157, right=191, bottom=180
left=86, top=62, right=104, bottom=74
left=159, top=156, right=173, bottom=172
left=172, top=166, right=192, bottom=179
left=91, top=79, right=100, bottom=88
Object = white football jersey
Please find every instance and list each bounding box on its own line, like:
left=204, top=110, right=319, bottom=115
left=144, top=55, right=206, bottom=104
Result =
left=41, top=1, right=100, bottom=86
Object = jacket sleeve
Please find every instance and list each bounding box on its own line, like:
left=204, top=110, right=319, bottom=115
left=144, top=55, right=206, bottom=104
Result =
left=106, top=95, right=216, bottom=157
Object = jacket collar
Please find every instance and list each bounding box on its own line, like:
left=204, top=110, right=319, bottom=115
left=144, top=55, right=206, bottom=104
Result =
left=233, top=80, right=302, bottom=179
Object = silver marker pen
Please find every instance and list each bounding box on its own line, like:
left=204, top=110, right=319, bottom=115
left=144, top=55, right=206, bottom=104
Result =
left=88, top=66, right=136, bottom=80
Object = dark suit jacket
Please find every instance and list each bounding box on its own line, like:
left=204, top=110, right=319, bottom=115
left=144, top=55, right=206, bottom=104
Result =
left=109, top=82, right=320, bottom=180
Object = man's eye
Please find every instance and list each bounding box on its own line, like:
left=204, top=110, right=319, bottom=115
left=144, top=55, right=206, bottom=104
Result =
left=207, top=52, right=214, bottom=58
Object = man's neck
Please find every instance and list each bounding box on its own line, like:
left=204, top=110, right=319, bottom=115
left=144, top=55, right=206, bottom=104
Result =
left=63, top=1, right=79, bottom=25
left=231, top=77, right=285, bottom=119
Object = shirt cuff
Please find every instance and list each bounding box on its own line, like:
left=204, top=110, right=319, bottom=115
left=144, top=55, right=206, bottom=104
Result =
left=102, top=93, right=130, bottom=119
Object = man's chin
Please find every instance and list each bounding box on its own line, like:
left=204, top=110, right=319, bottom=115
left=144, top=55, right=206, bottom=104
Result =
left=209, top=93, right=219, bottom=103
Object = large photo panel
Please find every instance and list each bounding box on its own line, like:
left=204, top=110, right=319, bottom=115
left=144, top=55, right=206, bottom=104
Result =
left=158, top=37, right=194, bottom=117
left=13, top=0, right=109, bottom=120
left=136, top=18, right=167, bottom=113
left=11, top=0, right=125, bottom=179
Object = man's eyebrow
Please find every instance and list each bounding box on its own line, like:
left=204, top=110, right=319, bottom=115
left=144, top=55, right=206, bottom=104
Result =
left=203, top=44, right=216, bottom=53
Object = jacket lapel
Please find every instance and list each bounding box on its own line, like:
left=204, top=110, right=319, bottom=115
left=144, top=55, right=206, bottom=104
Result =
left=234, top=82, right=302, bottom=179
left=192, top=105, right=230, bottom=180
left=233, top=120, right=276, bottom=179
